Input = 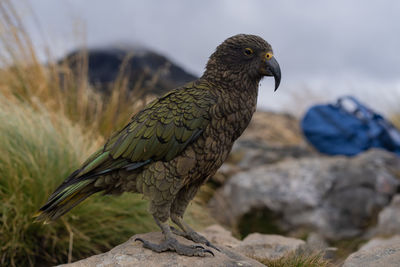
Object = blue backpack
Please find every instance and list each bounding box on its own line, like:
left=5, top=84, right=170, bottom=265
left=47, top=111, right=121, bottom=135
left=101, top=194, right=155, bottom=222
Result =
left=301, top=96, right=400, bottom=156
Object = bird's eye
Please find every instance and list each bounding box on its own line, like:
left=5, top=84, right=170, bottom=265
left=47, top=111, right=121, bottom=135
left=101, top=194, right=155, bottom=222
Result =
left=244, top=48, right=254, bottom=56
left=265, top=52, right=273, bottom=60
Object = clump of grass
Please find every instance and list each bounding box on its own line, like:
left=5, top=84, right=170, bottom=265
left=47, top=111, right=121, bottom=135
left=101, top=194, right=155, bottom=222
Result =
left=0, top=98, right=151, bottom=266
left=259, top=251, right=332, bottom=267
left=0, top=0, right=149, bottom=137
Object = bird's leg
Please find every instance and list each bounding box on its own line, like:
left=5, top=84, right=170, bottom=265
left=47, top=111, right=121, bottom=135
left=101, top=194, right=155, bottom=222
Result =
left=170, top=185, right=220, bottom=251
left=135, top=209, right=213, bottom=256
left=170, top=213, right=220, bottom=251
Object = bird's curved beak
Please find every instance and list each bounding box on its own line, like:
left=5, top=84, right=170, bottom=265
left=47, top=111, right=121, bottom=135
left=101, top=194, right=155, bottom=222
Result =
left=261, top=52, right=281, bottom=91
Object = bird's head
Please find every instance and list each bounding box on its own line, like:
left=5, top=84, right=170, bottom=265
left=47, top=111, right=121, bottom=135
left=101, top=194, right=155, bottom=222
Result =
left=205, top=34, right=281, bottom=91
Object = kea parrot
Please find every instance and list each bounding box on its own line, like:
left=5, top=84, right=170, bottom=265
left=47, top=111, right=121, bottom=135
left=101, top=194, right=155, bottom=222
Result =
left=35, top=34, right=281, bottom=257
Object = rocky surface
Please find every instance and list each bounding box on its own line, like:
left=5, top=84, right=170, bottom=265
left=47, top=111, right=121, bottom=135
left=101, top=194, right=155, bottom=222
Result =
left=372, top=194, right=400, bottom=237
left=59, top=46, right=197, bottom=96
left=59, top=224, right=306, bottom=267
left=343, top=235, right=400, bottom=267
left=59, top=232, right=262, bottom=267
left=234, top=233, right=305, bottom=261
left=359, top=235, right=400, bottom=251
left=209, top=149, right=400, bottom=240
left=212, top=140, right=314, bottom=186
left=199, top=224, right=241, bottom=249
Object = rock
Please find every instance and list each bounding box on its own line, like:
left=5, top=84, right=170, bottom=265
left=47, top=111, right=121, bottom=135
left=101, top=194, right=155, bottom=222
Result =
left=59, top=225, right=311, bottom=266
left=233, top=233, right=305, bottom=262
left=373, top=194, right=400, bottom=237
left=209, top=149, right=400, bottom=240
left=359, top=235, right=400, bottom=251
left=201, top=225, right=306, bottom=262
left=59, top=46, right=197, bottom=96
left=59, top=226, right=264, bottom=267
left=199, top=224, right=241, bottom=249
left=343, top=235, right=400, bottom=267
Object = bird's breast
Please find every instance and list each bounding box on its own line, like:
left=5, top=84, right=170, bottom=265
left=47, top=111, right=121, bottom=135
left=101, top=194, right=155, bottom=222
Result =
left=211, top=90, right=257, bottom=139
left=184, top=93, right=257, bottom=183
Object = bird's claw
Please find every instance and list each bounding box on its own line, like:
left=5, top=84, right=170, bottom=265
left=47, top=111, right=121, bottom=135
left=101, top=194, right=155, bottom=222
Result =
left=171, top=227, right=220, bottom=252
left=205, top=240, right=221, bottom=252
left=203, top=249, right=215, bottom=257
left=202, top=248, right=214, bottom=256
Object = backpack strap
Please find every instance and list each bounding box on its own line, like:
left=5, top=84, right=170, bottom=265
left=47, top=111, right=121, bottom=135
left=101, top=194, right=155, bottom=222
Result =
left=336, top=96, right=383, bottom=147
left=336, top=96, right=373, bottom=121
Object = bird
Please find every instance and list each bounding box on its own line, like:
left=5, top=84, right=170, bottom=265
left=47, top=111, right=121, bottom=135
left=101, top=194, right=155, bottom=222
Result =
left=35, top=34, right=281, bottom=257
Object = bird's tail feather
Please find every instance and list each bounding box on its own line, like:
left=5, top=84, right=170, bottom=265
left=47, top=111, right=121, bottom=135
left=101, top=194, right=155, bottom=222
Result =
left=34, top=179, right=101, bottom=222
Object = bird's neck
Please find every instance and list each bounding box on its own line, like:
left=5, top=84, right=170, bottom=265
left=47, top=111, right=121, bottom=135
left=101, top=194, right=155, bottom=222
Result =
left=201, top=69, right=261, bottom=105
left=201, top=70, right=260, bottom=140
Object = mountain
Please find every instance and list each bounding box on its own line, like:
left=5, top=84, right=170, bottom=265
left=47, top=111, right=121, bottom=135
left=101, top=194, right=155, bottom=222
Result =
left=59, top=46, right=197, bottom=95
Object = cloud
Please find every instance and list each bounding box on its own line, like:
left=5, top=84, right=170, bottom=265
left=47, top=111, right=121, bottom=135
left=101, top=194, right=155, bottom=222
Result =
left=24, top=0, right=400, bottom=113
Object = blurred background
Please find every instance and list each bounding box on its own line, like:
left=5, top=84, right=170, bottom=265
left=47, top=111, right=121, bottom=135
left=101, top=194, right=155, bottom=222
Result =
left=23, top=0, right=400, bottom=114
left=1, top=1, right=400, bottom=266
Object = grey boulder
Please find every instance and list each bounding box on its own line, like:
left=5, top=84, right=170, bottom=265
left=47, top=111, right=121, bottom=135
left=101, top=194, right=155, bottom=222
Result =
left=210, top=149, right=400, bottom=240
left=343, top=235, right=400, bottom=267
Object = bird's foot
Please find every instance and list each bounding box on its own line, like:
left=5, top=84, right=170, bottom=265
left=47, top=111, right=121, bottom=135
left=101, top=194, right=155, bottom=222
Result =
left=135, top=236, right=214, bottom=257
left=170, top=226, right=220, bottom=251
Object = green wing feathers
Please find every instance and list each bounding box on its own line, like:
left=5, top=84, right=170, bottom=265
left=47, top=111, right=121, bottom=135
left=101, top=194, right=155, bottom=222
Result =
left=35, top=83, right=216, bottom=222
left=106, top=85, right=216, bottom=163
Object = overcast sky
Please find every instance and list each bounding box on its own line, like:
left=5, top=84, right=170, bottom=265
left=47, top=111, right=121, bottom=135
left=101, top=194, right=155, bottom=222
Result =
left=23, top=0, right=400, bottom=115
